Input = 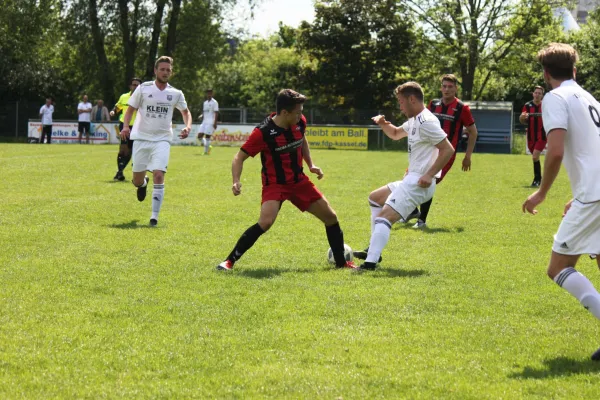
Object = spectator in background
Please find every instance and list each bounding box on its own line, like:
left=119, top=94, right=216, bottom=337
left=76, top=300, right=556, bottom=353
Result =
left=520, top=86, right=546, bottom=187
left=39, top=97, right=54, bottom=144
left=91, top=99, right=110, bottom=122
left=197, top=89, right=219, bottom=155
left=77, top=94, right=93, bottom=144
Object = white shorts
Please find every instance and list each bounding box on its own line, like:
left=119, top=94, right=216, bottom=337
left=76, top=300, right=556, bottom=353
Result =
left=199, top=122, right=215, bottom=135
left=385, top=173, right=436, bottom=220
left=132, top=140, right=170, bottom=172
left=553, top=200, right=600, bottom=257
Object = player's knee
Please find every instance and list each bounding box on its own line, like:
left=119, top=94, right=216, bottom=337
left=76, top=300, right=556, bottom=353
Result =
left=368, top=193, right=382, bottom=206
left=547, top=263, right=565, bottom=280
left=323, top=210, right=338, bottom=226
left=258, top=219, right=275, bottom=231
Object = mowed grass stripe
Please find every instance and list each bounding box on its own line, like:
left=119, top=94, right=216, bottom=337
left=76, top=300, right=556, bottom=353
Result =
left=1, top=144, right=600, bottom=398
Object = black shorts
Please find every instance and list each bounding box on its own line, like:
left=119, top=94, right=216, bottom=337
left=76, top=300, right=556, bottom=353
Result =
left=78, top=122, right=91, bottom=134
left=42, top=125, right=52, bottom=135
left=119, top=122, right=134, bottom=148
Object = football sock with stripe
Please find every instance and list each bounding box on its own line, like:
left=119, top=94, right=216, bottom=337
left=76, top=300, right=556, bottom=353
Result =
left=325, top=222, right=346, bottom=267
left=227, top=223, right=265, bottom=263
left=366, top=217, right=391, bottom=264
left=554, top=267, right=600, bottom=320
left=369, top=199, right=382, bottom=234
left=419, top=197, right=433, bottom=223
left=151, top=184, right=164, bottom=220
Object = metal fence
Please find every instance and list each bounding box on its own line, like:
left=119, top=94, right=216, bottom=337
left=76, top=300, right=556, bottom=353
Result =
left=2, top=101, right=529, bottom=154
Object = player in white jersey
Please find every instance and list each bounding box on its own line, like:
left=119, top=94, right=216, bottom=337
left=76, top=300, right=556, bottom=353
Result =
left=120, top=56, right=192, bottom=227
left=197, top=89, right=219, bottom=155
left=356, top=82, right=454, bottom=271
left=523, top=43, right=600, bottom=360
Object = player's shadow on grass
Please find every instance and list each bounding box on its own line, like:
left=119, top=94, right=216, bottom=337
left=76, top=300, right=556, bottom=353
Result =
left=509, top=356, right=600, bottom=379
left=359, top=268, right=428, bottom=278
left=392, top=225, right=464, bottom=234
left=108, top=220, right=152, bottom=229
left=237, top=268, right=314, bottom=279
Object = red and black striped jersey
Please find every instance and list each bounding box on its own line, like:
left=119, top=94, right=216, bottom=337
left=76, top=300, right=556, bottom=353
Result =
left=522, top=101, right=546, bottom=143
left=241, top=113, right=307, bottom=186
left=427, top=98, right=475, bottom=149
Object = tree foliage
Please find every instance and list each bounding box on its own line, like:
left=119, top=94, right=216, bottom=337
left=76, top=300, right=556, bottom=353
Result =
left=297, top=0, right=416, bottom=111
left=405, top=0, right=566, bottom=100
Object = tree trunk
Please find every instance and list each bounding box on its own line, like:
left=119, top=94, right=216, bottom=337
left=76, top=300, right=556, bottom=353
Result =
left=118, top=0, right=135, bottom=90
left=165, top=0, right=182, bottom=57
left=145, top=0, right=167, bottom=80
left=88, top=0, right=115, bottom=105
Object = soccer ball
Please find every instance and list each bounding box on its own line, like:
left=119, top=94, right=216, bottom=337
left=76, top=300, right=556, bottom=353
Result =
left=327, top=244, right=353, bottom=264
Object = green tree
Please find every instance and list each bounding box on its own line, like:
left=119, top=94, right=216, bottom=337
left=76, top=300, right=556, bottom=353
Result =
left=205, top=37, right=306, bottom=116
left=297, top=0, right=416, bottom=113
left=405, top=0, right=565, bottom=100
left=572, top=9, right=600, bottom=99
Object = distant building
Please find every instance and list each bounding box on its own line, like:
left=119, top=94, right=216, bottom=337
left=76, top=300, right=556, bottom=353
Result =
left=555, top=7, right=581, bottom=32
left=570, top=0, right=600, bottom=24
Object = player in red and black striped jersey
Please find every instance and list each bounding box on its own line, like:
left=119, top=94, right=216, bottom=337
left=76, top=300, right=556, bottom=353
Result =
left=216, top=89, right=357, bottom=270
left=408, top=74, right=478, bottom=229
left=519, top=86, right=546, bottom=187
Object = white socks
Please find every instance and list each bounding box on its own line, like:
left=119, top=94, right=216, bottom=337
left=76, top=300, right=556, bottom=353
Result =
left=555, top=267, right=600, bottom=320
left=204, top=137, right=211, bottom=153
left=366, top=217, right=392, bottom=263
left=369, top=199, right=382, bottom=235
left=151, top=184, right=164, bottom=220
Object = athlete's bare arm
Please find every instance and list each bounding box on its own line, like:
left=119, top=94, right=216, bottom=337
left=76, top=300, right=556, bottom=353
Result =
left=372, top=115, right=408, bottom=140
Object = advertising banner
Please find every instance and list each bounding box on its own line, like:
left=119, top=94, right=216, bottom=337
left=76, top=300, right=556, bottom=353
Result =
left=28, top=121, right=368, bottom=150
left=305, top=126, right=368, bottom=150
left=28, top=121, right=118, bottom=144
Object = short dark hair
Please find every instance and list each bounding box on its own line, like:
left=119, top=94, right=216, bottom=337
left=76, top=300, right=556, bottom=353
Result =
left=394, top=82, right=424, bottom=102
left=276, top=89, right=307, bottom=114
left=537, top=43, right=578, bottom=80
left=441, top=74, right=458, bottom=85
left=131, top=77, right=142, bottom=85
left=154, top=56, right=173, bottom=69
left=206, top=88, right=213, bottom=92
left=533, top=85, right=545, bottom=93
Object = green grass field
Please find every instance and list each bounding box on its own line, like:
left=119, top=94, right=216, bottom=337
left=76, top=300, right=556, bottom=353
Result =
left=2, top=144, right=600, bottom=398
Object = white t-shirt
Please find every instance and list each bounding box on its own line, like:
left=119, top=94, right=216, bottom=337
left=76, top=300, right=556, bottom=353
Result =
left=202, top=98, right=219, bottom=125
left=39, top=104, right=54, bottom=125
left=128, top=81, right=188, bottom=142
left=542, top=80, right=600, bottom=203
left=402, top=108, right=447, bottom=178
left=77, top=102, right=92, bottom=122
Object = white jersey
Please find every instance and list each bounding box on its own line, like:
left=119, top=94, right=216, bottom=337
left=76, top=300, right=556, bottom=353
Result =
left=40, top=104, right=54, bottom=125
left=202, top=98, right=219, bottom=125
left=542, top=80, right=600, bottom=203
left=402, top=108, right=447, bottom=178
left=128, top=81, right=188, bottom=142
left=77, top=102, right=92, bottom=122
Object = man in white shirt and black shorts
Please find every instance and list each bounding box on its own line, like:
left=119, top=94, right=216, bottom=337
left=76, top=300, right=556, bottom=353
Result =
left=120, top=56, right=193, bottom=227
left=356, top=82, right=455, bottom=271
left=77, top=94, right=92, bottom=144
left=197, top=89, right=219, bottom=155
left=39, top=97, right=54, bottom=144
left=523, top=43, right=600, bottom=360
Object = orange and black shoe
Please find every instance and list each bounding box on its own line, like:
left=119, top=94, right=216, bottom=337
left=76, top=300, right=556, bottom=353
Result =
left=217, top=260, right=234, bottom=271
left=337, top=261, right=358, bottom=269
